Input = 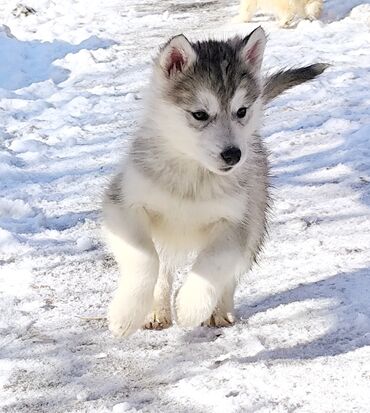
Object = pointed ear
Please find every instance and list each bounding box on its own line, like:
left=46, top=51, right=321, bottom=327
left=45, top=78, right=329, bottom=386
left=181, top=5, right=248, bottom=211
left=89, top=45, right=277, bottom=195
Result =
left=239, top=26, right=266, bottom=73
left=159, top=34, right=197, bottom=77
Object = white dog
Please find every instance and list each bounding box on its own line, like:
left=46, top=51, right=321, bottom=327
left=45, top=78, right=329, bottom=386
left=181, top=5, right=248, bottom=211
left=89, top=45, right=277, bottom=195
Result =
left=103, top=27, right=327, bottom=337
left=239, top=0, right=323, bottom=27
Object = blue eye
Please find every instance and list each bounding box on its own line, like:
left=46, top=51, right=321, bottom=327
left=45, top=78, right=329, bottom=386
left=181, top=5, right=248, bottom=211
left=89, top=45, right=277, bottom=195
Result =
left=236, top=107, right=247, bottom=119
left=192, top=111, right=209, bottom=121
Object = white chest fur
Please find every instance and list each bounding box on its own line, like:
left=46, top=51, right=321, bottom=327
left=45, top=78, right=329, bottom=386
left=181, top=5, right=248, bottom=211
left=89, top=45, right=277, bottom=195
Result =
left=124, top=166, right=247, bottom=250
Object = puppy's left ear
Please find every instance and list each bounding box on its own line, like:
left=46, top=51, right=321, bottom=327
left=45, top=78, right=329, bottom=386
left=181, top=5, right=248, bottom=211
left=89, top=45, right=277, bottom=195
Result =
left=239, top=26, right=267, bottom=73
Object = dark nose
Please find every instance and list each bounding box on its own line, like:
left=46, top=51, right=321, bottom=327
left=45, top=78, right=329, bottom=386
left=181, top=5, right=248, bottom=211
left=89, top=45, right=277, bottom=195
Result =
left=220, top=146, right=241, bottom=166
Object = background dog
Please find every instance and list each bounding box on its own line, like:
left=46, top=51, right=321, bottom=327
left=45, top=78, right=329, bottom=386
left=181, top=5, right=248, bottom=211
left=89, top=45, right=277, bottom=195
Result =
left=239, top=0, right=323, bottom=27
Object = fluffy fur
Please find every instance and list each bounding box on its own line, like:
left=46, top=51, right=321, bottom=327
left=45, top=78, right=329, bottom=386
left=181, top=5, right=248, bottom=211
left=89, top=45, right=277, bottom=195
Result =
left=239, top=0, right=323, bottom=27
left=103, top=27, right=327, bottom=337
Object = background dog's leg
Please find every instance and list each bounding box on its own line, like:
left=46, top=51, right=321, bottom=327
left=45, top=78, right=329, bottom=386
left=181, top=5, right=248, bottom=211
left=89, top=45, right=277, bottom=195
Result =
left=304, top=0, right=322, bottom=20
left=104, top=203, right=159, bottom=337
left=278, top=12, right=295, bottom=27
left=273, top=1, right=295, bottom=27
left=239, top=0, right=257, bottom=22
left=202, top=280, right=236, bottom=327
left=175, top=228, right=248, bottom=328
left=143, top=263, right=173, bottom=330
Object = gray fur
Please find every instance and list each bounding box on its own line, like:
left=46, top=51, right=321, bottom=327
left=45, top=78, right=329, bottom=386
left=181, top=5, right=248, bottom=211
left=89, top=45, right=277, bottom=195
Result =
left=263, top=63, right=330, bottom=103
left=106, top=172, right=124, bottom=204
left=163, top=37, right=260, bottom=108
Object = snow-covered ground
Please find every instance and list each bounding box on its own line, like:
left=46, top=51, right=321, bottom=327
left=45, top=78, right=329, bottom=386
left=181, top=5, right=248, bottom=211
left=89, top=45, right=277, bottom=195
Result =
left=1, top=0, right=370, bottom=411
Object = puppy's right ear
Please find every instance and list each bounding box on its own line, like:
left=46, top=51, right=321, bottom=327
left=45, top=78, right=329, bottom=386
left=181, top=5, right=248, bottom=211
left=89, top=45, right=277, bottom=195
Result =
left=159, top=35, right=197, bottom=78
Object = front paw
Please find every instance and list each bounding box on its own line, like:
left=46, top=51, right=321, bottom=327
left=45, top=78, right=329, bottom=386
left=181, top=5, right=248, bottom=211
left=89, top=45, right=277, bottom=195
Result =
left=143, top=309, right=172, bottom=330
left=202, top=310, right=235, bottom=328
left=175, top=279, right=217, bottom=327
left=108, top=298, right=148, bottom=337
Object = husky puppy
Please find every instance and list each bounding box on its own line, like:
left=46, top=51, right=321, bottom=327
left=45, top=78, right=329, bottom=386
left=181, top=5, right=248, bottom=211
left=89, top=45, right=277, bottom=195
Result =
left=239, top=0, right=323, bottom=27
left=103, top=27, right=327, bottom=337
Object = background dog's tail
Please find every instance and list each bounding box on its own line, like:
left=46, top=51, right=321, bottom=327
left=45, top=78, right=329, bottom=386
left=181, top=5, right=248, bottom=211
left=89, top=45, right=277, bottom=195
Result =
left=263, top=63, right=329, bottom=103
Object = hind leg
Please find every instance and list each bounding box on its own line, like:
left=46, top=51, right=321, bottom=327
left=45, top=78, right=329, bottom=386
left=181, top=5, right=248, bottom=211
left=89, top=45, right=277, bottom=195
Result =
left=277, top=9, right=296, bottom=27
left=239, top=0, right=257, bottom=22
left=278, top=13, right=296, bottom=27
left=274, top=0, right=296, bottom=27
left=202, top=280, right=236, bottom=327
left=144, top=264, right=173, bottom=330
left=304, top=0, right=322, bottom=20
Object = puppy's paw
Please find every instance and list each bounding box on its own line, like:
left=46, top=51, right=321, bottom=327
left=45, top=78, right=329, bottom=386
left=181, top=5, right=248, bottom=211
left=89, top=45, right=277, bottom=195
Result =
left=175, top=279, right=217, bottom=327
left=108, top=298, right=148, bottom=337
left=202, top=310, right=235, bottom=328
left=143, top=309, right=172, bottom=330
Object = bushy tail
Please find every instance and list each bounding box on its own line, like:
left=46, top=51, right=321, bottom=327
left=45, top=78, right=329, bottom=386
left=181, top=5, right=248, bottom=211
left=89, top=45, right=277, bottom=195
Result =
left=263, top=63, right=329, bottom=103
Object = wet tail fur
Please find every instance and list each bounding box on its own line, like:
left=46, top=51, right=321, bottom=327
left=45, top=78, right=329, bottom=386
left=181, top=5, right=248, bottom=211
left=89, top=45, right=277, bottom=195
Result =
left=263, top=63, right=329, bottom=103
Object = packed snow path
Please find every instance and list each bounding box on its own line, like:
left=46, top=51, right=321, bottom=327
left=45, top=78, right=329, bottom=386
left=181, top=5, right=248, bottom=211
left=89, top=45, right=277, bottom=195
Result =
left=1, top=0, right=370, bottom=412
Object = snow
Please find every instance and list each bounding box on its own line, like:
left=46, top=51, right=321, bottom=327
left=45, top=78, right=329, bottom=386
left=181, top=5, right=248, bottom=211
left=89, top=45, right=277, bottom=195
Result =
left=0, top=0, right=370, bottom=412
left=76, top=235, right=94, bottom=252
left=112, top=402, right=135, bottom=413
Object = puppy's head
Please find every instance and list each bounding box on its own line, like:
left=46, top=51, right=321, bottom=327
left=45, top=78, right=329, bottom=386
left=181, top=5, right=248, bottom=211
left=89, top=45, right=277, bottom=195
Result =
left=149, top=27, right=266, bottom=175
